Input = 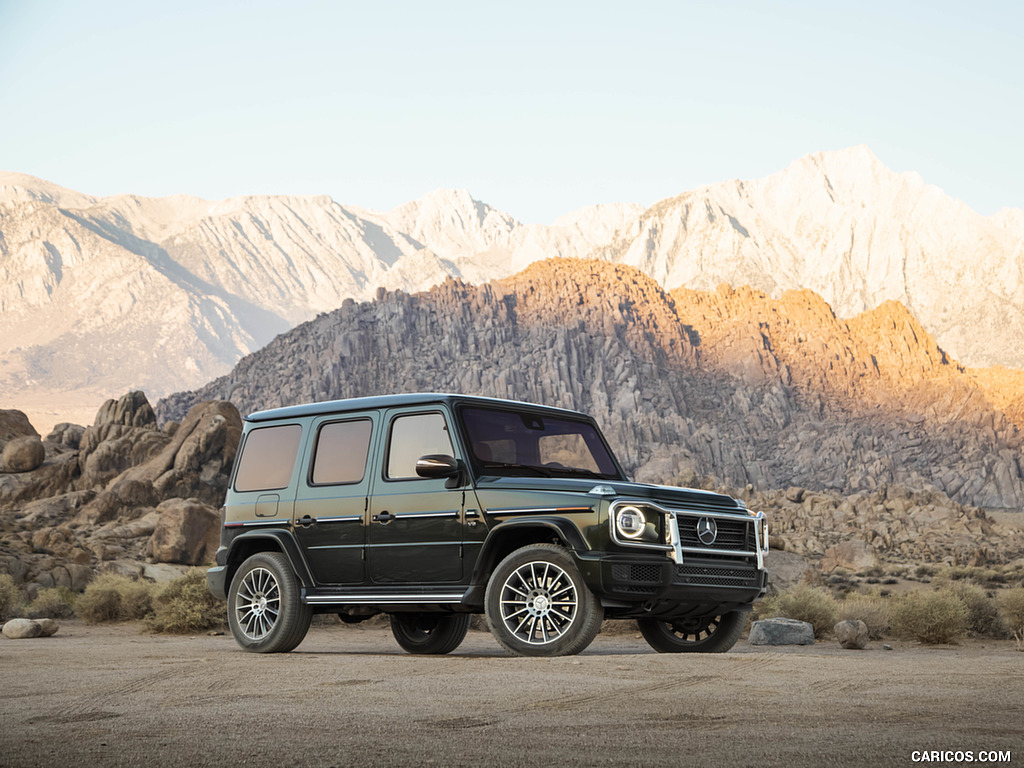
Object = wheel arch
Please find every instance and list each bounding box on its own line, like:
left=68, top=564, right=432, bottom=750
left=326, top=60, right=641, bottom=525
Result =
left=224, top=531, right=313, bottom=591
left=470, top=518, right=587, bottom=587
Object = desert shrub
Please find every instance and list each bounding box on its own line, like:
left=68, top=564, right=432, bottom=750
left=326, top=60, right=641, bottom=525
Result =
left=914, top=564, right=936, bottom=579
left=0, top=573, right=25, bottom=619
left=77, top=574, right=156, bottom=623
left=757, top=585, right=838, bottom=638
left=837, top=593, right=890, bottom=640
left=146, top=569, right=225, bottom=634
left=26, top=587, right=76, bottom=619
left=948, top=582, right=1006, bottom=638
left=1000, top=588, right=1024, bottom=651
left=890, top=591, right=968, bottom=644
left=937, top=566, right=1006, bottom=586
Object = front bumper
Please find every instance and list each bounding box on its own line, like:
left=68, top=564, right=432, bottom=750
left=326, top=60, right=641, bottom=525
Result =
left=577, top=552, right=768, bottom=619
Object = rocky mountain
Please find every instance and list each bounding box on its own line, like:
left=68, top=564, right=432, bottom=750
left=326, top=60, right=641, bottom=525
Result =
left=159, top=259, right=1024, bottom=516
left=3, top=147, right=1022, bottom=430
left=0, top=173, right=630, bottom=411
left=598, top=146, right=1024, bottom=370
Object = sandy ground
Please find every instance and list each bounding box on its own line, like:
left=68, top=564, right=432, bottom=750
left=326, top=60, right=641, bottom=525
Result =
left=2, top=622, right=1022, bottom=768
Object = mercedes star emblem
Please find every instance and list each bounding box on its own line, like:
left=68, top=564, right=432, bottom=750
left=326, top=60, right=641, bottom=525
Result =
left=697, top=517, right=718, bottom=546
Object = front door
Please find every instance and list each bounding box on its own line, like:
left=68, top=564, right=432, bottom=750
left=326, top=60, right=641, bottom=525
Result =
left=368, top=408, right=464, bottom=583
left=292, top=415, right=377, bottom=584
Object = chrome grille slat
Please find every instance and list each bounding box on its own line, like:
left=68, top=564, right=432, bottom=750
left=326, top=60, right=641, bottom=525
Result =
left=677, top=517, right=750, bottom=551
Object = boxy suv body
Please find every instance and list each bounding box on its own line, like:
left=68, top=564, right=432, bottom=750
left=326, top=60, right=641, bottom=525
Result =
left=208, top=393, right=768, bottom=656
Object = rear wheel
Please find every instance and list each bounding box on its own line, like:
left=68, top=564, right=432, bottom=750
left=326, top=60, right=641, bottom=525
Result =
left=227, top=552, right=312, bottom=653
left=389, top=613, right=470, bottom=655
left=638, top=611, right=745, bottom=653
left=485, top=543, right=603, bottom=657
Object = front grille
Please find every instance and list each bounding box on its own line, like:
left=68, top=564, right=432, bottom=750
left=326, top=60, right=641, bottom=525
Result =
left=678, top=516, right=750, bottom=550
left=673, top=563, right=759, bottom=588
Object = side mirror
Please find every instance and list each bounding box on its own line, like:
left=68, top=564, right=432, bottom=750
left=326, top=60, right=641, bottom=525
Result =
left=415, top=454, right=460, bottom=479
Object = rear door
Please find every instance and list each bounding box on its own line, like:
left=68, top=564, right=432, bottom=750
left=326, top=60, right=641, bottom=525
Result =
left=367, top=407, right=465, bottom=584
left=292, top=413, right=378, bottom=584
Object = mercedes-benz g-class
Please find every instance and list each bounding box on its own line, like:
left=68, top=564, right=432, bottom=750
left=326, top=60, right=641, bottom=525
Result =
left=207, top=393, right=768, bottom=656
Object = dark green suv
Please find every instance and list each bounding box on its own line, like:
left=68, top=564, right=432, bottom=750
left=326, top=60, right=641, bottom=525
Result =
left=207, top=393, right=768, bottom=656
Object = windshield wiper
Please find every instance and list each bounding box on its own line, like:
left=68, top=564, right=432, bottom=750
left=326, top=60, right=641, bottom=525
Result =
left=547, top=467, right=608, bottom=478
left=478, top=462, right=554, bottom=478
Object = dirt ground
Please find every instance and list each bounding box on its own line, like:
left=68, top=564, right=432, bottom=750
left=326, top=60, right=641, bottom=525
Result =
left=2, top=621, right=1022, bottom=768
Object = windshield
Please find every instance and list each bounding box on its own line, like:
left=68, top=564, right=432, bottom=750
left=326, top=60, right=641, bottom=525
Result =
left=460, top=406, right=622, bottom=480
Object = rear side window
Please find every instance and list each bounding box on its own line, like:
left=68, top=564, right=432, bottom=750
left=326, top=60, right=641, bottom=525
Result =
left=311, top=419, right=373, bottom=485
left=234, top=424, right=302, bottom=492
left=386, top=412, right=454, bottom=479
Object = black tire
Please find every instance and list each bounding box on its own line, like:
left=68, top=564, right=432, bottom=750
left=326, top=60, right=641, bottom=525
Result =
left=638, top=611, right=745, bottom=653
left=485, top=543, right=603, bottom=657
left=389, top=613, right=470, bottom=655
left=227, top=552, right=312, bottom=653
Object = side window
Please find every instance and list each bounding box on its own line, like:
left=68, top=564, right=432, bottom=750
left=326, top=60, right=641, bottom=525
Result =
left=234, top=424, right=302, bottom=492
left=386, top=412, right=454, bottom=480
left=310, top=419, right=373, bottom=485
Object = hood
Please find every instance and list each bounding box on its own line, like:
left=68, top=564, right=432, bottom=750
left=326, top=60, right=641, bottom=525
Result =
left=472, top=475, right=745, bottom=512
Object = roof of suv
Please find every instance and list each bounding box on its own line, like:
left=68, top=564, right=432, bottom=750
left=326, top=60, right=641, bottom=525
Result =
left=245, top=393, right=592, bottom=423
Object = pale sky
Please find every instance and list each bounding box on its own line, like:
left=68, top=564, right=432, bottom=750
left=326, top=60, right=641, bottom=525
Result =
left=1, top=0, right=1021, bottom=224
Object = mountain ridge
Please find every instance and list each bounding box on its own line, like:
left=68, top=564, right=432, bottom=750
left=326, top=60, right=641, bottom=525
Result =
left=2, top=147, right=1023, bottom=429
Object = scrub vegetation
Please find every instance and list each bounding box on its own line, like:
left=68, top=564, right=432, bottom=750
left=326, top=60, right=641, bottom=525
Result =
left=74, top=570, right=225, bottom=633
left=763, top=577, right=1022, bottom=645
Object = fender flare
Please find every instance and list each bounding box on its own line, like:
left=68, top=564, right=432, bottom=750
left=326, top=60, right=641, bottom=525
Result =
left=470, top=516, right=590, bottom=585
left=224, top=529, right=315, bottom=588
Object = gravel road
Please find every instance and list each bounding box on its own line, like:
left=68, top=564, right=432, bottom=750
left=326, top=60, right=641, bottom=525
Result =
left=2, top=621, right=1022, bottom=767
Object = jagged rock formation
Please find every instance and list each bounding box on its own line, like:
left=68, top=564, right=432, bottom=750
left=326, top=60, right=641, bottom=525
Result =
left=3, top=146, right=1022, bottom=428
left=0, top=393, right=240, bottom=596
left=742, top=484, right=1024, bottom=571
left=159, top=259, right=1024, bottom=519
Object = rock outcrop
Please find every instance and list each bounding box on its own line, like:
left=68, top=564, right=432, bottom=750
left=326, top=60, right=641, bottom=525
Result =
left=143, top=498, right=220, bottom=566
left=159, top=258, right=1024, bottom=514
left=0, top=394, right=240, bottom=595
left=1, top=436, right=45, bottom=473
left=0, top=410, right=38, bottom=444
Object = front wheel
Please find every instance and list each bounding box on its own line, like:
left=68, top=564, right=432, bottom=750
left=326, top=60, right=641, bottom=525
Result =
left=485, top=543, right=603, bottom=657
left=638, top=611, right=745, bottom=653
left=390, top=613, right=470, bottom=655
left=227, top=552, right=312, bottom=653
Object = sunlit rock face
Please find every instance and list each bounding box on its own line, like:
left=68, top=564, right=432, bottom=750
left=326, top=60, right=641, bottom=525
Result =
left=3, top=145, right=1022, bottom=421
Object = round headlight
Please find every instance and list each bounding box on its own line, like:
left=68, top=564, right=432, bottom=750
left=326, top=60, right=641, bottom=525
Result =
left=615, top=505, right=647, bottom=539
